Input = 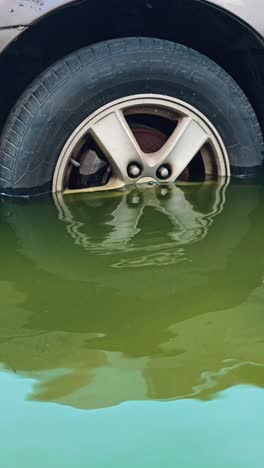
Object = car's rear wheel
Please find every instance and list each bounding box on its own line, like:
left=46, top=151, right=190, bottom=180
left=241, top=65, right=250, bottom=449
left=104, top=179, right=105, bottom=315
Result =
left=0, top=38, right=263, bottom=196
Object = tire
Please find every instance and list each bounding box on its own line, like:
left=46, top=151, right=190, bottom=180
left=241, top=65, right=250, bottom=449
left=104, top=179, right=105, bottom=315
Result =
left=0, top=37, right=263, bottom=196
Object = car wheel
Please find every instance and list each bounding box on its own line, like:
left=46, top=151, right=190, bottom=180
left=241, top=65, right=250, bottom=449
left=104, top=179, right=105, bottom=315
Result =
left=0, top=37, right=263, bottom=196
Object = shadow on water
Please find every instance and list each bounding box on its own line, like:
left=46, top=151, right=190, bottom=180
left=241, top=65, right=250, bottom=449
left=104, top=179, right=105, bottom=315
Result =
left=1, top=179, right=264, bottom=409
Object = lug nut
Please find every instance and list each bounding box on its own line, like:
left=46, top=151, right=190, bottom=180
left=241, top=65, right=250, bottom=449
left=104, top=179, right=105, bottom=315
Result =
left=127, top=190, right=143, bottom=207
left=160, top=188, right=168, bottom=197
left=131, top=194, right=141, bottom=205
left=127, top=162, right=142, bottom=179
left=157, top=186, right=171, bottom=201
left=156, top=165, right=171, bottom=180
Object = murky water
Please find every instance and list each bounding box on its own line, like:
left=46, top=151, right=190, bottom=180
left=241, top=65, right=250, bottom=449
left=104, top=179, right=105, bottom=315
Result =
left=1, top=180, right=264, bottom=467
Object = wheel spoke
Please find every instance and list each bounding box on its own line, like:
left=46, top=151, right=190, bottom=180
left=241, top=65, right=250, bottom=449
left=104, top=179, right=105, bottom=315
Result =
left=101, top=195, right=143, bottom=248
left=155, top=117, right=209, bottom=180
left=90, top=110, right=143, bottom=183
left=63, top=176, right=125, bottom=195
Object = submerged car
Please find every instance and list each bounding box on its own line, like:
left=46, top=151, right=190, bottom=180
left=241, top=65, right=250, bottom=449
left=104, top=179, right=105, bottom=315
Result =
left=0, top=0, right=264, bottom=196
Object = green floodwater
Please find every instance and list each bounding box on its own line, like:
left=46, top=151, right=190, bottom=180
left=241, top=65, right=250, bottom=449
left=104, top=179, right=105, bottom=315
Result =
left=1, top=180, right=264, bottom=467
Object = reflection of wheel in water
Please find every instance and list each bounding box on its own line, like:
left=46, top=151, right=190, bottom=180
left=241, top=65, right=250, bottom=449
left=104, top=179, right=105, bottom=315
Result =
left=1, top=182, right=264, bottom=410
left=53, top=179, right=229, bottom=265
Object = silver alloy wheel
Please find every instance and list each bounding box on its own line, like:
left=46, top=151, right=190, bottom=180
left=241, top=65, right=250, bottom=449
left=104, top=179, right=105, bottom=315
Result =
left=53, top=94, right=230, bottom=194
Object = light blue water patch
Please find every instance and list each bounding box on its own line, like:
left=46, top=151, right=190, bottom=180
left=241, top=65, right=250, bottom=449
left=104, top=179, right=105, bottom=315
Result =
left=1, top=373, right=264, bottom=468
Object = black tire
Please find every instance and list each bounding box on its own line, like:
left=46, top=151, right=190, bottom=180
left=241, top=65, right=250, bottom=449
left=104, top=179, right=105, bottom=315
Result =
left=0, top=37, right=263, bottom=196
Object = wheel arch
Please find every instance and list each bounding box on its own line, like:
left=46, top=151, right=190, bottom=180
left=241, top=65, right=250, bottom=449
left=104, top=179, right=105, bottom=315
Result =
left=1, top=0, right=264, bottom=134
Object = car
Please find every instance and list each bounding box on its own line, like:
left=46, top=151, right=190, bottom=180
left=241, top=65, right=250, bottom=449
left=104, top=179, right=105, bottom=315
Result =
left=0, top=0, right=264, bottom=196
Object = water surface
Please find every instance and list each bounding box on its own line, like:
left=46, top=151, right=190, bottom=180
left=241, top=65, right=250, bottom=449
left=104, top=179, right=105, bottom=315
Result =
left=1, top=180, right=264, bottom=467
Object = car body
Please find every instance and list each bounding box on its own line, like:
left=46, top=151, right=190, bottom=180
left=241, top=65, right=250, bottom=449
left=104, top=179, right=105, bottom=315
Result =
left=0, top=1, right=264, bottom=44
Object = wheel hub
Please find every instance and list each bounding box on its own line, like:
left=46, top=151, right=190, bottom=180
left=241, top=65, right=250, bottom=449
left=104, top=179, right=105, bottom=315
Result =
left=130, top=126, right=173, bottom=183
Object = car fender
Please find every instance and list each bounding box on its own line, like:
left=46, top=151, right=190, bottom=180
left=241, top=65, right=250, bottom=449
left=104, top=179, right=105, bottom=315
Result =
left=0, top=1, right=263, bottom=56
left=0, top=0, right=264, bottom=37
